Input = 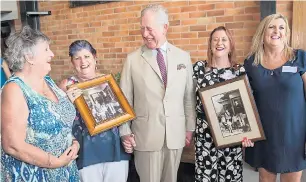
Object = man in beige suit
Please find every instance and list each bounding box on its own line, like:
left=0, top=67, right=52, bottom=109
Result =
left=119, top=4, right=196, bottom=182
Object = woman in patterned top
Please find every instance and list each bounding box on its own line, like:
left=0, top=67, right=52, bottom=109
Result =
left=1, top=26, right=80, bottom=181
left=193, top=26, right=253, bottom=182
left=59, top=40, right=130, bottom=182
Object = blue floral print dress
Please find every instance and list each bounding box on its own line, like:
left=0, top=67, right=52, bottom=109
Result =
left=193, top=61, right=246, bottom=182
left=1, top=76, right=80, bottom=182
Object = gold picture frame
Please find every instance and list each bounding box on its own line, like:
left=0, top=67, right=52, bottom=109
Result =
left=68, top=74, right=135, bottom=136
left=198, top=75, right=265, bottom=149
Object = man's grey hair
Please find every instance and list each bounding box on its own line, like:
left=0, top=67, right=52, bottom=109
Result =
left=4, top=26, right=50, bottom=72
left=141, top=4, right=169, bottom=26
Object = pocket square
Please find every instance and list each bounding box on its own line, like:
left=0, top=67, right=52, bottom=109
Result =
left=177, top=64, right=186, bottom=70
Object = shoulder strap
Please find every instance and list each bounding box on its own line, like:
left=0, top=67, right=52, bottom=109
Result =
left=4, top=76, right=33, bottom=106
left=44, top=75, right=67, bottom=98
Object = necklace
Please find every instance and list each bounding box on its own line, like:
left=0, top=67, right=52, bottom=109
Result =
left=263, top=56, right=285, bottom=76
left=263, top=60, right=275, bottom=76
left=16, top=74, right=50, bottom=96
left=263, top=54, right=286, bottom=64
left=42, top=81, right=49, bottom=97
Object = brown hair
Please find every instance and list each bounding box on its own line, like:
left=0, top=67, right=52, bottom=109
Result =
left=207, top=26, right=236, bottom=67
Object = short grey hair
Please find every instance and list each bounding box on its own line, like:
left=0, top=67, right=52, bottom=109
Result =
left=141, top=4, right=169, bottom=26
left=4, top=26, right=50, bottom=72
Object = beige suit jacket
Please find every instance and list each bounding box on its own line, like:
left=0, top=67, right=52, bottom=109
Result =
left=119, top=43, right=196, bottom=151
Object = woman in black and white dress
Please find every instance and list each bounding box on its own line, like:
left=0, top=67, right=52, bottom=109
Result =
left=193, top=26, right=253, bottom=182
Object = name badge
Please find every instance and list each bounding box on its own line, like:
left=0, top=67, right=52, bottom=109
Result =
left=282, top=66, right=297, bottom=73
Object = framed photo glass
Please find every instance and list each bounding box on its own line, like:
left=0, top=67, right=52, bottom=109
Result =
left=198, top=75, right=265, bottom=148
left=69, top=74, right=135, bottom=136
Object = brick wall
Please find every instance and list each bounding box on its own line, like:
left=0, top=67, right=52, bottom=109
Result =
left=277, top=1, right=293, bottom=23
left=11, top=1, right=22, bottom=32
left=277, top=1, right=293, bottom=34
left=38, top=1, right=293, bottom=82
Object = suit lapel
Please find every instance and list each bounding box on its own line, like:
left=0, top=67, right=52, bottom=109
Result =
left=141, top=45, right=163, bottom=81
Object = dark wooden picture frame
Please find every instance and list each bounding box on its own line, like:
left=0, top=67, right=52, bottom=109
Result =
left=198, top=75, right=265, bottom=149
left=68, top=74, right=135, bottom=136
left=69, top=1, right=113, bottom=8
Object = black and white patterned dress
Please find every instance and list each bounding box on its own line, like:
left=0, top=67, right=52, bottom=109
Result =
left=193, top=61, right=246, bottom=182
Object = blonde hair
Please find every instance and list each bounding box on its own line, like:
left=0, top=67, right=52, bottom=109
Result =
left=207, top=26, right=236, bottom=67
left=247, top=13, right=295, bottom=65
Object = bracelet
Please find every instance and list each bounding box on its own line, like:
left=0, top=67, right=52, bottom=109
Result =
left=47, top=153, right=52, bottom=167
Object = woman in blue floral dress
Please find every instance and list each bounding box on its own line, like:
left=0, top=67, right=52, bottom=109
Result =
left=1, top=26, right=80, bottom=181
left=193, top=26, right=253, bottom=182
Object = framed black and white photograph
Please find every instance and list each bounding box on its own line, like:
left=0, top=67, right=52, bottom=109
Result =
left=199, top=75, right=265, bottom=148
left=83, top=82, right=124, bottom=124
left=211, top=89, right=251, bottom=138
left=68, top=74, right=135, bottom=136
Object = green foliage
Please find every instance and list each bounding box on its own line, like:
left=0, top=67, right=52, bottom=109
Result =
left=114, top=72, right=121, bottom=84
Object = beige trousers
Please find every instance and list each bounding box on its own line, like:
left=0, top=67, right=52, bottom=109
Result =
left=134, top=147, right=183, bottom=182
